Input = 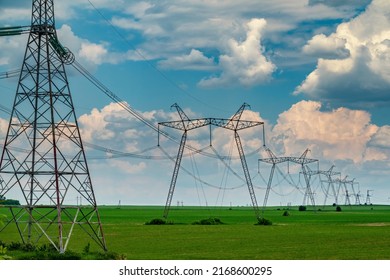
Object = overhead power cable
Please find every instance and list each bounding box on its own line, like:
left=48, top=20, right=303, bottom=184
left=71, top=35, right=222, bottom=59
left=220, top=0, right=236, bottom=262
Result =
left=71, top=59, right=263, bottom=161
left=0, top=69, right=20, bottom=80
left=85, top=0, right=228, bottom=113
left=72, top=60, right=160, bottom=134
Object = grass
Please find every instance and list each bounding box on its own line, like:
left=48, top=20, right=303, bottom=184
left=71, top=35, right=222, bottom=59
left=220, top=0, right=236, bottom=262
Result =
left=1, top=204, right=390, bottom=259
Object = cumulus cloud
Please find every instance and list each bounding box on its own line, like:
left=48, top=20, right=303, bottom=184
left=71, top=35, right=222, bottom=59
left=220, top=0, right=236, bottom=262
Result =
left=295, top=0, right=390, bottom=108
left=368, top=125, right=390, bottom=149
left=303, top=34, right=350, bottom=59
left=78, top=100, right=389, bottom=169
left=0, top=8, right=30, bottom=22
left=199, top=18, right=276, bottom=88
left=79, top=42, right=108, bottom=65
left=0, top=32, right=28, bottom=68
left=1, top=0, right=367, bottom=90
left=270, top=100, right=378, bottom=163
left=56, top=25, right=105, bottom=64
left=158, top=49, right=217, bottom=71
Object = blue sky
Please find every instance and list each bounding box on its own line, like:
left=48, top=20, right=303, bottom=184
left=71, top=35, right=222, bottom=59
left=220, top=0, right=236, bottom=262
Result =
left=1, top=0, right=390, bottom=207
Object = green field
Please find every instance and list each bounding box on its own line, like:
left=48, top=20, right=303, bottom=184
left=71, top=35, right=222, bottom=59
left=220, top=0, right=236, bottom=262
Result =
left=1, top=205, right=390, bottom=259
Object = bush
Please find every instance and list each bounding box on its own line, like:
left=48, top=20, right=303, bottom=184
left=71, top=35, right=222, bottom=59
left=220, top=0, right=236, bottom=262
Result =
left=256, top=218, right=272, bottom=226
left=192, top=217, right=224, bottom=225
left=21, top=243, right=36, bottom=252
left=8, top=241, right=22, bottom=250
left=336, top=206, right=342, bottom=212
left=145, top=218, right=167, bottom=225
left=0, top=199, right=20, bottom=205
left=282, top=210, right=290, bottom=216
left=298, top=205, right=307, bottom=211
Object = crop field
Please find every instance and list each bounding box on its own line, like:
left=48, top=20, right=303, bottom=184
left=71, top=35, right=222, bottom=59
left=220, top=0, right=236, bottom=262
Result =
left=1, top=204, right=390, bottom=259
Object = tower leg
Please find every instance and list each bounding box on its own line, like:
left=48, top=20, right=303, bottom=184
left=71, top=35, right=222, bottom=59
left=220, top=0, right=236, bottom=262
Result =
left=163, top=131, right=187, bottom=219
left=234, top=131, right=261, bottom=221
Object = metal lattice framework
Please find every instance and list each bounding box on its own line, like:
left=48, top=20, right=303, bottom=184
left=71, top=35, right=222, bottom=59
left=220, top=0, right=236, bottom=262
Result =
left=304, top=165, right=341, bottom=206
left=158, top=103, right=264, bottom=221
left=259, top=147, right=318, bottom=211
left=334, top=176, right=360, bottom=206
left=0, top=0, right=106, bottom=252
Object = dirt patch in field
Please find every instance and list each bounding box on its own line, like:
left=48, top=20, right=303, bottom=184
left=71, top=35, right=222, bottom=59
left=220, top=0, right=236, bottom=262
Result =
left=352, top=223, right=390, bottom=227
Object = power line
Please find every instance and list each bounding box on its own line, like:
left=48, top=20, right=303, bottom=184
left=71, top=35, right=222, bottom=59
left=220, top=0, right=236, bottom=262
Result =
left=85, top=0, right=227, bottom=113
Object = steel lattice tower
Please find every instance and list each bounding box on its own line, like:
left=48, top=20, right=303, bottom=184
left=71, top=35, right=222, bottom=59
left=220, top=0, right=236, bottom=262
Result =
left=0, top=0, right=106, bottom=252
left=158, top=103, right=264, bottom=222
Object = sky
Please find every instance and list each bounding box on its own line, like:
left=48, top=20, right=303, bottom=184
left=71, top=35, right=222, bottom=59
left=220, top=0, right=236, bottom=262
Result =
left=0, top=0, right=390, bottom=208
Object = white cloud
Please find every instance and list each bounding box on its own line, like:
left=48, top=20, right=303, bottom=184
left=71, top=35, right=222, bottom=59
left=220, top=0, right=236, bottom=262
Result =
left=303, top=34, right=350, bottom=59
left=106, top=1, right=355, bottom=87
left=368, top=125, right=390, bottom=149
left=78, top=100, right=388, bottom=169
left=110, top=159, right=147, bottom=174
left=270, top=100, right=379, bottom=163
left=0, top=0, right=369, bottom=90
left=124, top=1, right=154, bottom=18
left=295, top=0, right=390, bottom=107
left=199, top=18, right=276, bottom=88
left=0, top=34, right=28, bottom=68
left=0, top=8, right=30, bottom=22
left=56, top=24, right=126, bottom=66
left=158, top=49, right=217, bottom=71
left=79, top=42, right=108, bottom=65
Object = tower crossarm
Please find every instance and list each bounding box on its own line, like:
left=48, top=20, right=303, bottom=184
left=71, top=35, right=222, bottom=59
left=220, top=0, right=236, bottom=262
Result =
left=287, top=157, right=318, bottom=165
left=214, top=103, right=264, bottom=131
left=259, top=157, right=290, bottom=165
left=305, top=165, right=341, bottom=177
left=290, top=148, right=318, bottom=165
left=306, top=170, right=341, bottom=176
left=159, top=118, right=211, bottom=131
left=259, top=156, right=317, bottom=165
left=211, top=119, right=263, bottom=131
left=259, top=147, right=317, bottom=165
left=335, top=176, right=355, bottom=184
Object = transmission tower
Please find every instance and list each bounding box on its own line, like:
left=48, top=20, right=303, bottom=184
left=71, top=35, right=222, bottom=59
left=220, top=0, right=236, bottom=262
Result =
left=158, top=103, right=264, bottom=222
left=305, top=165, right=341, bottom=206
left=259, top=147, right=318, bottom=211
left=365, top=190, right=373, bottom=205
left=337, top=176, right=356, bottom=206
left=0, top=0, right=106, bottom=253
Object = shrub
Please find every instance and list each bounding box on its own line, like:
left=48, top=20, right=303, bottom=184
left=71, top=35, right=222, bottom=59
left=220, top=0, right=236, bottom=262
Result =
left=256, top=218, right=272, bottom=226
left=145, top=218, right=167, bottom=225
left=192, top=217, right=224, bottom=225
left=282, top=210, right=290, bottom=216
left=336, top=206, right=342, bottom=212
left=21, top=242, right=36, bottom=252
left=8, top=241, right=22, bottom=250
left=298, top=205, right=307, bottom=211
